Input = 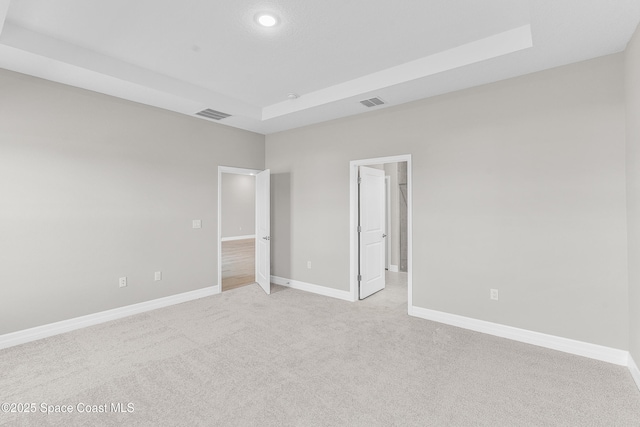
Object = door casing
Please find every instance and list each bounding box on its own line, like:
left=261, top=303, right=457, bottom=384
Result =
left=349, top=155, right=413, bottom=309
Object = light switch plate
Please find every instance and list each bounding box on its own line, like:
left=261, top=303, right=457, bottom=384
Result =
left=192, top=219, right=202, bottom=229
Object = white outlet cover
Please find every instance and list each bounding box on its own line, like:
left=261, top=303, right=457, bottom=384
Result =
left=192, top=219, right=202, bottom=229
left=154, top=271, right=162, bottom=281
left=490, top=289, right=499, bottom=300
left=119, top=277, right=127, bottom=287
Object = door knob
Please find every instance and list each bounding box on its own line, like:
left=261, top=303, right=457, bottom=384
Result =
left=263, top=236, right=270, bottom=240
left=382, top=234, right=387, bottom=238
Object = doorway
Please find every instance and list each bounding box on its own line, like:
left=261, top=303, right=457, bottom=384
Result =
left=349, top=155, right=412, bottom=309
left=217, top=166, right=271, bottom=294
left=219, top=169, right=256, bottom=292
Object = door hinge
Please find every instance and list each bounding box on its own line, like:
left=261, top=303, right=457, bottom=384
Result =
left=358, top=176, right=361, bottom=184
left=358, top=225, right=361, bottom=233
left=357, top=274, right=362, bottom=282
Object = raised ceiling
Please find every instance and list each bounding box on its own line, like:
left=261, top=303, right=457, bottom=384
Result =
left=1, top=0, right=639, bottom=134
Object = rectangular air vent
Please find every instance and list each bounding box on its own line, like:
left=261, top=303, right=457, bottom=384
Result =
left=195, top=108, right=231, bottom=120
left=360, top=97, right=385, bottom=108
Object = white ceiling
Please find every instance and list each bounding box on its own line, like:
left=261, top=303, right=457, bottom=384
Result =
left=1, top=0, right=639, bottom=135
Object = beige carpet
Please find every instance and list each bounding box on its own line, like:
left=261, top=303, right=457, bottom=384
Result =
left=1, top=273, right=639, bottom=426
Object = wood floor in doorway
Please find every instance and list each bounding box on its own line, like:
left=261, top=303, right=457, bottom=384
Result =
left=222, top=238, right=255, bottom=292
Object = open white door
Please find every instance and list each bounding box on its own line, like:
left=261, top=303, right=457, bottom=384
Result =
left=359, top=166, right=386, bottom=299
left=255, top=169, right=271, bottom=294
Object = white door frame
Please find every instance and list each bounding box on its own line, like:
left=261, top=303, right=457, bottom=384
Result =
left=217, top=166, right=262, bottom=292
left=349, top=155, right=412, bottom=309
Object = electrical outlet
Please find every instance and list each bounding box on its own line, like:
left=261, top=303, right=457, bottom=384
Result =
left=154, top=271, right=162, bottom=281
left=307, top=261, right=312, bottom=269
left=119, top=277, right=127, bottom=288
left=490, top=289, right=499, bottom=301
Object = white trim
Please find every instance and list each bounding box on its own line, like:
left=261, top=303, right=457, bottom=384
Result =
left=221, top=234, right=256, bottom=242
left=350, top=155, right=412, bottom=307
left=409, top=305, right=629, bottom=366
left=389, top=265, right=399, bottom=273
left=0, top=286, right=219, bottom=350
left=271, top=275, right=355, bottom=302
left=630, top=355, right=640, bottom=391
left=219, top=166, right=261, bottom=175
left=218, top=166, right=262, bottom=290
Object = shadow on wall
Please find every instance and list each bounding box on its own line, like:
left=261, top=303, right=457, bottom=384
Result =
left=271, top=173, right=291, bottom=278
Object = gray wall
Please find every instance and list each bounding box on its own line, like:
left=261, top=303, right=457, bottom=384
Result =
left=1, top=45, right=634, bottom=356
left=221, top=173, right=255, bottom=238
left=266, top=54, right=628, bottom=349
left=0, top=69, right=264, bottom=335
left=626, top=23, right=640, bottom=363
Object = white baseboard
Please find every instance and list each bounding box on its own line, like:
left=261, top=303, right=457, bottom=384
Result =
left=389, top=265, right=399, bottom=273
left=271, top=275, right=355, bottom=302
left=221, top=235, right=255, bottom=242
left=0, top=285, right=220, bottom=350
left=409, top=305, right=629, bottom=366
left=629, top=355, right=640, bottom=391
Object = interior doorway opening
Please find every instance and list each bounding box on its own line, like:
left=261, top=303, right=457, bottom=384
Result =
left=219, top=169, right=256, bottom=292
left=378, top=162, right=408, bottom=274
left=350, top=155, right=413, bottom=310
left=217, top=166, right=271, bottom=294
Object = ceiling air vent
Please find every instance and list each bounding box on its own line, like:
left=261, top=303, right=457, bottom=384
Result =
left=360, top=97, right=385, bottom=108
left=195, top=108, right=231, bottom=120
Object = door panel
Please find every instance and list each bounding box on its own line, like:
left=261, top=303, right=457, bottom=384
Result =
left=256, top=169, right=270, bottom=294
left=359, top=166, right=386, bottom=299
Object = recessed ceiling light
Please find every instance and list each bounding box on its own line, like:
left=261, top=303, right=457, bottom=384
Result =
left=257, top=14, right=278, bottom=27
